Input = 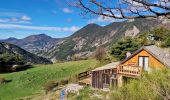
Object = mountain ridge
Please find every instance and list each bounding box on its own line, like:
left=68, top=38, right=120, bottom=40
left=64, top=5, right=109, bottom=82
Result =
left=0, top=42, right=52, bottom=64
left=1, top=18, right=169, bottom=62
left=1, top=34, right=61, bottom=56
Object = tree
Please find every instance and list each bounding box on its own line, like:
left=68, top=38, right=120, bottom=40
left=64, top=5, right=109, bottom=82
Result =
left=110, top=37, right=141, bottom=60
left=93, top=47, right=107, bottom=61
left=136, top=27, right=170, bottom=47
left=70, top=0, right=170, bottom=20
left=151, top=27, right=170, bottom=41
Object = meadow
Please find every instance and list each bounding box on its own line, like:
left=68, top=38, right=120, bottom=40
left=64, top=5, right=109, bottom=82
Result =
left=0, top=60, right=97, bottom=100
left=67, top=69, right=170, bottom=100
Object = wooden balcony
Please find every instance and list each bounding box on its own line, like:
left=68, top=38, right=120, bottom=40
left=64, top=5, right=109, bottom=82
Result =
left=117, top=64, right=142, bottom=77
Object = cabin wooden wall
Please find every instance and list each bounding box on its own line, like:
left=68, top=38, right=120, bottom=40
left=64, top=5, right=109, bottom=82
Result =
left=92, top=71, right=103, bottom=88
left=122, top=49, right=166, bottom=69
left=92, top=69, right=116, bottom=89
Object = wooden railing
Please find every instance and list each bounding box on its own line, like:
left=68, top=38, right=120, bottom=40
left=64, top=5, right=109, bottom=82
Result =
left=78, top=71, right=91, bottom=80
left=103, top=83, right=110, bottom=88
left=117, top=65, right=142, bottom=77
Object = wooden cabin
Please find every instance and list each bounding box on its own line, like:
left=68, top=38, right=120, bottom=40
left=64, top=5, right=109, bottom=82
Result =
left=91, top=62, right=119, bottom=89
left=91, top=45, right=170, bottom=89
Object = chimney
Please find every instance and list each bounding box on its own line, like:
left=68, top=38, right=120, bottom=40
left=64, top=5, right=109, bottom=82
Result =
left=165, top=50, right=170, bottom=57
left=126, top=51, right=131, bottom=58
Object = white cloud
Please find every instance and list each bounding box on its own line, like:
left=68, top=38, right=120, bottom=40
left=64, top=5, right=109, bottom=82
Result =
left=87, top=10, right=126, bottom=24
left=88, top=15, right=125, bottom=24
left=62, top=8, right=73, bottom=13
left=10, top=18, right=18, bottom=22
left=21, top=15, right=31, bottom=21
left=88, top=16, right=113, bottom=23
left=0, top=18, right=31, bottom=24
left=0, top=24, right=81, bottom=33
left=0, top=11, right=32, bottom=24
left=15, top=21, right=32, bottom=24
left=0, top=19, right=9, bottom=23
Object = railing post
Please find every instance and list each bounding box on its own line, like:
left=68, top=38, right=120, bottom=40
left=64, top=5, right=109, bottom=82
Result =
left=117, top=74, right=123, bottom=87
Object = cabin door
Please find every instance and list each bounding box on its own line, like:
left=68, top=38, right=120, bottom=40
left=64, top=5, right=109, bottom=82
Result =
left=139, top=56, right=149, bottom=71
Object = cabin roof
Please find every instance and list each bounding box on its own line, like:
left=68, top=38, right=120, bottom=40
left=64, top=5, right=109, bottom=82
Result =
left=91, top=62, right=119, bottom=71
left=120, top=45, right=170, bottom=67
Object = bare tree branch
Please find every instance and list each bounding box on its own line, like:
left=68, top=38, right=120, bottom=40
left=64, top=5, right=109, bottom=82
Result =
left=70, top=0, right=170, bottom=19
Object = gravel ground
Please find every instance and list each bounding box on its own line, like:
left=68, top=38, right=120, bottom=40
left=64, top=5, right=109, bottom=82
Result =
left=64, top=83, right=84, bottom=93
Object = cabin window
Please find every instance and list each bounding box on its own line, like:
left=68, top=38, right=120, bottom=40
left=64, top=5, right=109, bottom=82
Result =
left=138, top=56, right=149, bottom=71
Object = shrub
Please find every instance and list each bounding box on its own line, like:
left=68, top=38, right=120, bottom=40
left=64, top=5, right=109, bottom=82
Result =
left=111, top=69, right=170, bottom=100
left=68, top=76, right=78, bottom=83
left=0, top=52, right=25, bottom=73
left=60, top=80, right=69, bottom=85
left=137, top=27, right=170, bottom=48
left=93, top=47, right=107, bottom=61
left=44, top=80, right=59, bottom=93
left=10, top=65, right=32, bottom=72
left=161, top=37, right=170, bottom=47
left=0, top=77, right=6, bottom=84
left=76, top=86, right=92, bottom=100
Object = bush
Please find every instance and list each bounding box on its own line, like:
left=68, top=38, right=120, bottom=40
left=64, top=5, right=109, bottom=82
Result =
left=111, top=69, right=170, bottom=100
left=137, top=27, right=170, bottom=48
left=76, top=86, right=92, bottom=100
left=0, top=52, right=25, bottom=73
left=60, top=80, right=69, bottom=85
left=44, top=80, right=59, bottom=93
left=68, top=76, right=78, bottom=83
left=161, top=37, right=170, bottom=47
left=10, top=65, right=32, bottom=72
left=0, top=77, right=6, bottom=84
left=93, top=47, right=107, bottom=61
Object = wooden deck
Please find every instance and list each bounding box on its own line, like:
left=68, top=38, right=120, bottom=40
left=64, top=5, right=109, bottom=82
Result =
left=117, top=64, right=142, bottom=77
left=91, top=63, right=143, bottom=89
left=77, top=71, right=92, bottom=85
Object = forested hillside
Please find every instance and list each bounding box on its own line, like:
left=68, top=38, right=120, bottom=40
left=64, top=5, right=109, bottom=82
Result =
left=40, top=18, right=166, bottom=61
left=110, top=27, right=170, bottom=61
left=0, top=42, right=52, bottom=69
left=2, top=18, right=168, bottom=62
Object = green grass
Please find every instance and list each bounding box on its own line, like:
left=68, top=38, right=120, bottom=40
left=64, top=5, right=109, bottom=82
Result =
left=0, top=60, right=97, bottom=100
left=111, top=69, right=170, bottom=100
left=68, top=86, right=109, bottom=100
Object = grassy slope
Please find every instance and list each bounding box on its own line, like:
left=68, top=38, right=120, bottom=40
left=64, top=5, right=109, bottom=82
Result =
left=0, top=60, right=97, bottom=100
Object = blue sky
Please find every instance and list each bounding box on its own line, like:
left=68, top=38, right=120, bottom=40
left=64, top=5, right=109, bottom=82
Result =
left=0, top=0, right=114, bottom=39
left=0, top=0, right=164, bottom=39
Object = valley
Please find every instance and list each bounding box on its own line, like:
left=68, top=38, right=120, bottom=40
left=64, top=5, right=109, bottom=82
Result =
left=0, top=42, right=52, bottom=65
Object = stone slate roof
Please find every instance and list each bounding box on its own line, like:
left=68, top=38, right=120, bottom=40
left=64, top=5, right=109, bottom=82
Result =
left=144, top=45, right=170, bottom=67
left=91, top=62, right=120, bottom=71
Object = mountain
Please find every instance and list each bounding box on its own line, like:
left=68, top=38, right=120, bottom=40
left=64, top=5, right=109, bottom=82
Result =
left=1, top=34, right=61, bottom=56
left=0, top=42, right=52, bottom=64
left=2, top=37, right=18, bottom=43
left=41, top=18, right=164, bottom=61
left=1, top=18, right=169, bottom=62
